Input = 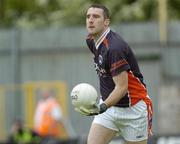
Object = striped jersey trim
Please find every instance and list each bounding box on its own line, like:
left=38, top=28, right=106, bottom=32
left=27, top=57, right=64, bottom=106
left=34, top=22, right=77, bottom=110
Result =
left=95, top=27, right=110, bottom=49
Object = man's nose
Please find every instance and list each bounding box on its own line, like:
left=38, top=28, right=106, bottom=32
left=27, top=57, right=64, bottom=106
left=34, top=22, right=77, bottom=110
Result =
left=88, top=16, right=94, bottom=22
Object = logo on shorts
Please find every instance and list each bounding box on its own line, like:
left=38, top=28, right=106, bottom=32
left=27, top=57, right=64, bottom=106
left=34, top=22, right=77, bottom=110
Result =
left=136, top=135, right=144, bottom=139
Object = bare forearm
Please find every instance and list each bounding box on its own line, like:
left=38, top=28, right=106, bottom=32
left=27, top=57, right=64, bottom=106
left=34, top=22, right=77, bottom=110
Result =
left=104, top=71, right=128, bottom=108
left=104, top=85, right=127, bottom=107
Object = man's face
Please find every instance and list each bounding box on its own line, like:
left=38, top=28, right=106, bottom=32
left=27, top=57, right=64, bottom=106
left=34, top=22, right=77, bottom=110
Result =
left=86, top=7, right=109, bottom=37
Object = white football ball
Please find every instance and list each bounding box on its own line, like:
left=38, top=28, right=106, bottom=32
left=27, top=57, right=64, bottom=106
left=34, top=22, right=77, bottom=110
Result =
left=71, top=83, right=98, bottom=109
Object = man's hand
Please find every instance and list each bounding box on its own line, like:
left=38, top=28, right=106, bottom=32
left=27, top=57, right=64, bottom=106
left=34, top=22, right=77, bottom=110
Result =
left=74, top=103, right=108, bottom=116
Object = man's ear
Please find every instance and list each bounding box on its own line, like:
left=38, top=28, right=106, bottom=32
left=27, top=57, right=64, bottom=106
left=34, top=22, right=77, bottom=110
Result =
left=104, top=19, right=110, bottom=27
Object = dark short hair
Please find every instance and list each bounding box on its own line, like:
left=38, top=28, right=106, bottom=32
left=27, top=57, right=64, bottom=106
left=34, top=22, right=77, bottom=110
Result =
left=88, top=4, right=110, bottom=19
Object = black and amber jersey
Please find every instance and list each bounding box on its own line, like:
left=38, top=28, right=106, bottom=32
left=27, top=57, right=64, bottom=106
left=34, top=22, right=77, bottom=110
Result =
left=86, top=30, right=151, bottom=108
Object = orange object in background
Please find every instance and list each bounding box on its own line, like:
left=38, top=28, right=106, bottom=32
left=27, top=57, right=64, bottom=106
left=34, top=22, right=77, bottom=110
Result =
left=34, top=96, right=61, bottom=137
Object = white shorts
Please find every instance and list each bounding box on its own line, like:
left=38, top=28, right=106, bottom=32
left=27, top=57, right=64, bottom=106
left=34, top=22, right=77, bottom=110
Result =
left=93, top=100, right=148, bottom=142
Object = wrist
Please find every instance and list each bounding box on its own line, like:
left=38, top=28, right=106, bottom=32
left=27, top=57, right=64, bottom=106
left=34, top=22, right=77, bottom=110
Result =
left=99, top=103, right=108, bottom=114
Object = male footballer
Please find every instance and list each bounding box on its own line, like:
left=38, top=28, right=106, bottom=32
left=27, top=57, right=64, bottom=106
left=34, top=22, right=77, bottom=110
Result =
left=80, top=4, right=153, bottom=144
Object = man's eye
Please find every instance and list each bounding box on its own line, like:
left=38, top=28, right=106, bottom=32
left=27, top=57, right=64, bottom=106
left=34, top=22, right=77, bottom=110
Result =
left=93, top=15, right=100, bottom=18
left=86, top=14, right=100, bottom=19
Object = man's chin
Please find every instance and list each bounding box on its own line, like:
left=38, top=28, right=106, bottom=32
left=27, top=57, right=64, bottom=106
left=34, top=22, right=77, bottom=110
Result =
left=87, top=30, right=95, bottom=34
left=88, top=32, right=96, bottom=36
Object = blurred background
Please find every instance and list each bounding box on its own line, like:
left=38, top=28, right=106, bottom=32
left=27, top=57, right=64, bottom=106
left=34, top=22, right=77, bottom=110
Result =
left=0, top=0, right=180, bottom=143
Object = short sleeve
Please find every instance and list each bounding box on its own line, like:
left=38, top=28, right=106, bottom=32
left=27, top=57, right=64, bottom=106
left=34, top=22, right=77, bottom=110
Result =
left=108, top=47, right=130, bottom=76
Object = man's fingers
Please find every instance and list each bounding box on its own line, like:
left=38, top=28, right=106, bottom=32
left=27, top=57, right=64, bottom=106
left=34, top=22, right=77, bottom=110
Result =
left=74, top=108, right=89, bottom=115
left=74, top=107, right=99, bottom=116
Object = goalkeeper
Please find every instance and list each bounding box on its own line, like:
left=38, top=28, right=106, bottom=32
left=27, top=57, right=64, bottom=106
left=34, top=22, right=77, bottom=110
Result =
left=80, top=4, right=153, bottom=144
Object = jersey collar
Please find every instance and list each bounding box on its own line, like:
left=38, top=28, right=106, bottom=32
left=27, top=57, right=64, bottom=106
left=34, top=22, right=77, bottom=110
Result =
left=95, top=27, right=110, bottom=49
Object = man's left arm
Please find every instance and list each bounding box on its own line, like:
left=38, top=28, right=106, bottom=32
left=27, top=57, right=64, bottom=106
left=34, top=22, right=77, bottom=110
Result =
left=79, top=71, right=128, bottom=115
left=103, top=71, right=128, bottom=108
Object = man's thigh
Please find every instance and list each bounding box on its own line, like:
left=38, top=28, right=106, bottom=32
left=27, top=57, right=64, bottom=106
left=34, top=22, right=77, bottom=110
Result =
left=87, top=123, right=117, bottom=144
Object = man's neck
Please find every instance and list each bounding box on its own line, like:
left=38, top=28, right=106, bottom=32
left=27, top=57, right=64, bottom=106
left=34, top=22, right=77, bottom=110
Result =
left=94, top=27, right=110, bottom=49
left=94, top=27, right=108, bottom=43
